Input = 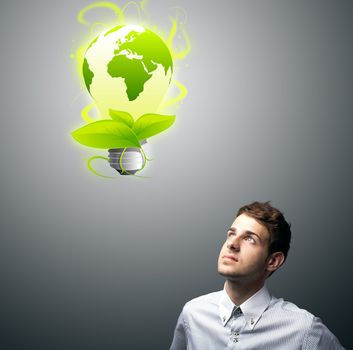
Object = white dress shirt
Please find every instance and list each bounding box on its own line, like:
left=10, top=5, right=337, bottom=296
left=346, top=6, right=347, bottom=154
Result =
left=170, top=285, right=345, bottom=350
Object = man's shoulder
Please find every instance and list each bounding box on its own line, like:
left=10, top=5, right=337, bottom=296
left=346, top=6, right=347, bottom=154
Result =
left=269, top=297, right=345, bottom=348
left=269, top=296, right=317, bottom=325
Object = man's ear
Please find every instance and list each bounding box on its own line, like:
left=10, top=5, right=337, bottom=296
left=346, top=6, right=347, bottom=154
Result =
left=266, top=252, right=285, bottom=273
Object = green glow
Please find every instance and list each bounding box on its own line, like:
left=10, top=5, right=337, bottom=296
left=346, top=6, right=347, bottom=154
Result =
left=140, top=0, right=149, bottom=13
left=87, top=156, right=116, bottom=179
left=166, top=13, right=191, bottom=61
left=81, top=102, right=99, bottom=123
left=139, top=147, right=148, bottom=171
left=160, top=79, right=187, bottom=110
left=122, top=1, right=142, bottom=21
left=77, top=2, right=125, bottom=25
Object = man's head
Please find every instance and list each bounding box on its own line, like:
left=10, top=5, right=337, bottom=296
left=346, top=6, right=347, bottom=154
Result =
left=218, top=201, right=291, bottom=283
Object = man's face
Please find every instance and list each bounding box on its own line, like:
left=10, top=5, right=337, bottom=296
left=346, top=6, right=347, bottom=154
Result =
left=217, top=213, right=272, bottom=282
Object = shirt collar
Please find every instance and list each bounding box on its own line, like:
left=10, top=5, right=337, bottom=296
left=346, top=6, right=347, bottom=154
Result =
left=218, top=284, right=271, bottom=329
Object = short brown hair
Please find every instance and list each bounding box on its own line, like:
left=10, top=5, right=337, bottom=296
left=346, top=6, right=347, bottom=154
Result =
left=237, top=201, right=291, bottom=260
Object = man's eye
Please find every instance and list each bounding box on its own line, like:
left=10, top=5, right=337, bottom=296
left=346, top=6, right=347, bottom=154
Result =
left=244, top=236, right=255, bottom=243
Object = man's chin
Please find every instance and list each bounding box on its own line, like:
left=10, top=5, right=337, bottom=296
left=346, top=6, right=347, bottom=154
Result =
left=217, top=267, right=240, bottom=280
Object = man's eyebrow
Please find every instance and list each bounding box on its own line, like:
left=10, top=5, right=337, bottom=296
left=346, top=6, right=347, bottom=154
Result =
left=227, top=227, right=262, bottom=241
left=245, top=230, right=262, bottom=241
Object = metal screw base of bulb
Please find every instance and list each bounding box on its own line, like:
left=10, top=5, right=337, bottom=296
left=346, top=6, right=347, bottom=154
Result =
left=108, top=147, right=146, bottom=175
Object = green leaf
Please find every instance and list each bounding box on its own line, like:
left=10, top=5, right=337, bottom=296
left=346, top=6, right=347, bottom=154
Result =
left=133, top=114, right=176, bottom=140
left=71, top=120, right=140, bottom=149
left=109, top=109, right=134, bottom=128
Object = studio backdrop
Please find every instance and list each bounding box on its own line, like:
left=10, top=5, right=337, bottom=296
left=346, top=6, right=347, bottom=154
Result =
left=0, top=0, right=352, bottom=349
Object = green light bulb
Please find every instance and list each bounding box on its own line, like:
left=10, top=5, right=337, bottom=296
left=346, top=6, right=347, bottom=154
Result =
left=80, top=24, right=173, bottom=174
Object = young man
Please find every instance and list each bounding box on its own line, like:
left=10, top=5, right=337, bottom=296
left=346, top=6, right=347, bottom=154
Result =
left=170, top=201, right=345, bottom=349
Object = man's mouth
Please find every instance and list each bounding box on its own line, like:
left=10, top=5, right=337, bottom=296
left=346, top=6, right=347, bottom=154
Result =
left=223, top=255, right=238, bottom=262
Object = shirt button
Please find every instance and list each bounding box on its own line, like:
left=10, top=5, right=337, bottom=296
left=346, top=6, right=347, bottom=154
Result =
left=231, top=332, right=239, bottom=343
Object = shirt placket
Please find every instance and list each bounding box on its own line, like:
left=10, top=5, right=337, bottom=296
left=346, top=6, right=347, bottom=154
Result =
left=227, top=307, right=244, bottom=349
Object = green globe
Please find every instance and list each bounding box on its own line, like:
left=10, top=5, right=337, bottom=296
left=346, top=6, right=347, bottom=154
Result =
left=83, top=25, right=173, bottom=119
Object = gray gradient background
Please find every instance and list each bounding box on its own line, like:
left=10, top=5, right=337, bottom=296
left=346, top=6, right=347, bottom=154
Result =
left=1, top=0, right=352, bottom=349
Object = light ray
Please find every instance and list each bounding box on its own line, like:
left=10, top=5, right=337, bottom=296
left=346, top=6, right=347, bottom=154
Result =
left=87, top=156, right=116, bottom=179
left=81, top=102, right=99, bottom=123
left=160, top=79, right=187, bottom=110
left=77, top=2, right=125, bottom=26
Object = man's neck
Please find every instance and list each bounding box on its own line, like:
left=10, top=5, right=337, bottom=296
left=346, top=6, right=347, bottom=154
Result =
left=225, top=279, right=265, bottom=306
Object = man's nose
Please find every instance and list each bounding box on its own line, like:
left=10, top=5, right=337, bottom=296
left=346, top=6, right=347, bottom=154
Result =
left=227, top=236, right=240, bottom=251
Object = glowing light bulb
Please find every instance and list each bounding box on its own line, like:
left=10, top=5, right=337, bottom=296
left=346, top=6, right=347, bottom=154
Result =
left=72, top=24, right=175, bottom=175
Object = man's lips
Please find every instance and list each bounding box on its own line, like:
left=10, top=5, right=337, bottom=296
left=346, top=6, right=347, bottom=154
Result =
left=223, top=255, right=238, bottom=262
